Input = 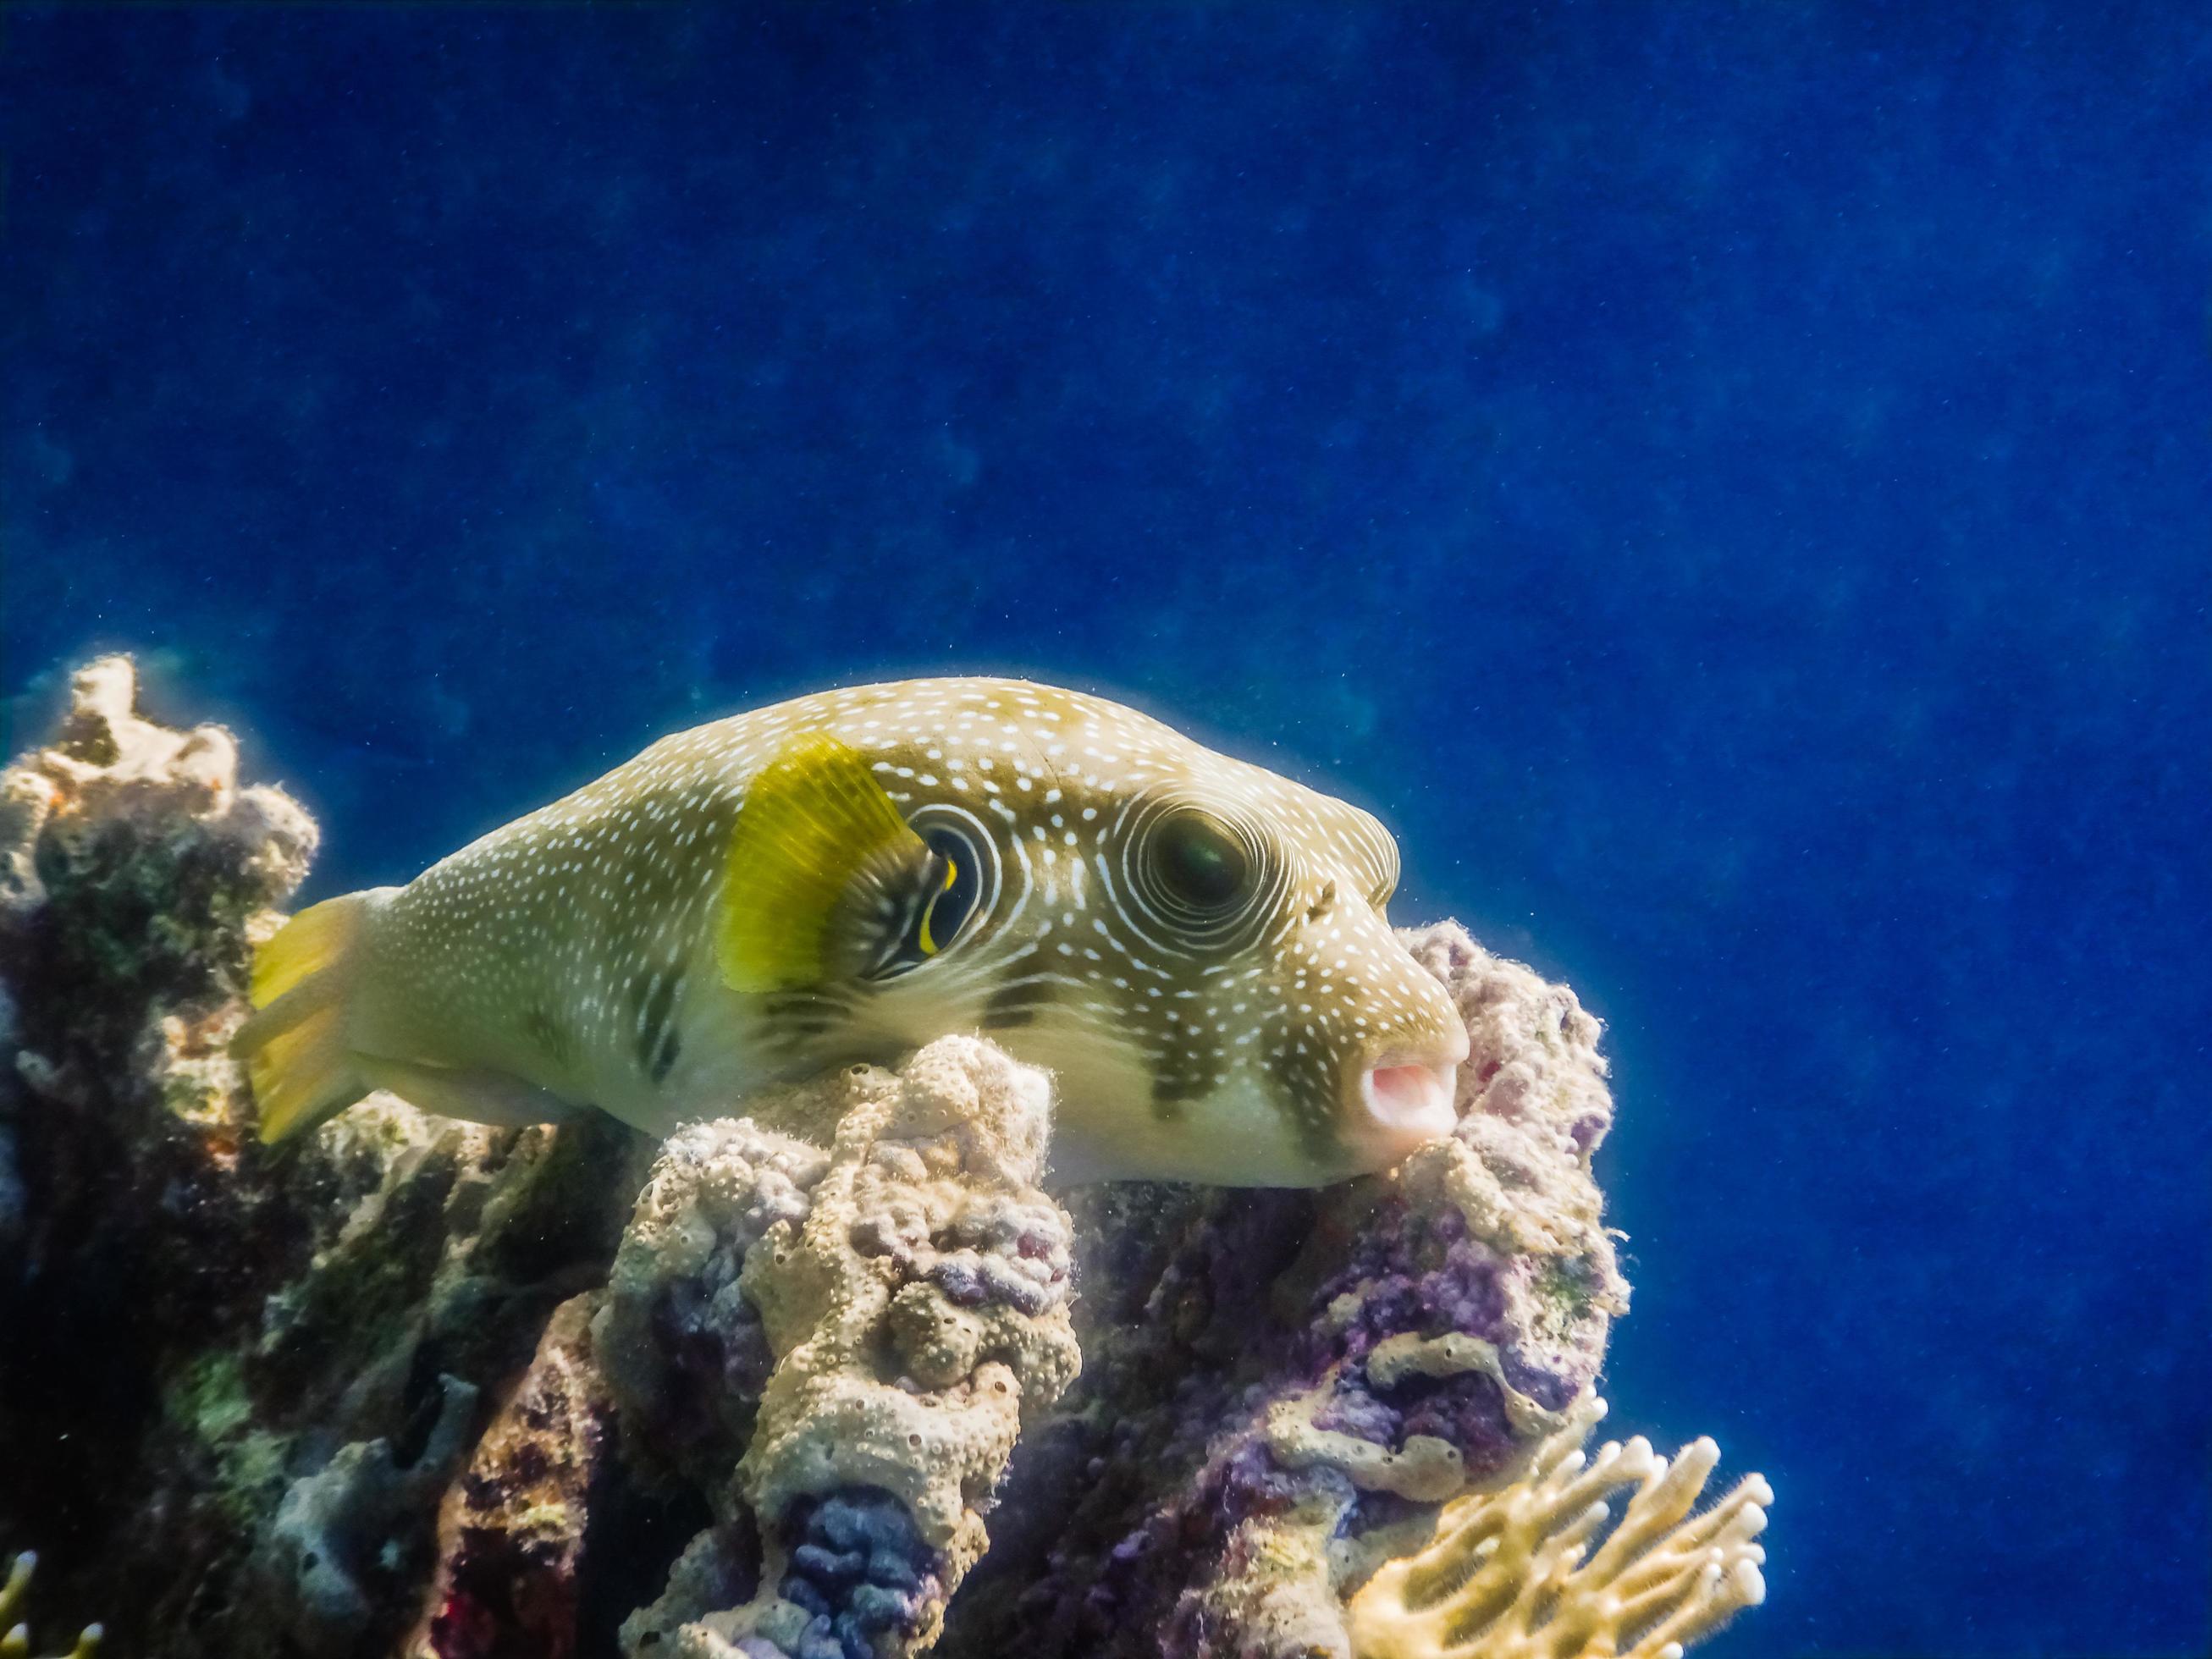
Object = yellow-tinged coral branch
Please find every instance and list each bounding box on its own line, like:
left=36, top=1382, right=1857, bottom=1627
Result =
left=0, top=1555, right=103, bottom=1659
left=1346, top=1396, right=1770, bottom=1659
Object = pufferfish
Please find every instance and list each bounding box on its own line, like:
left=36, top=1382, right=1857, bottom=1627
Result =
left=234, top=680, right=1469, bottom=1186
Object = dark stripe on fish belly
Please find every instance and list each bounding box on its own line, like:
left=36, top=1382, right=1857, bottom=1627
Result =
left=521, top=1006, right=575, bottom=1066
left=1147, top=1013, right=1231, bottom=1121
left=1149, top=1072, right=1210, bottom=1112
left=980, top=975, right=1056, bottom=1030
left=632, top=972, right=681, bottom=1081
left=760, top=995, right=837, bottom=1039
left=753, top=989, right=851, bottom=1063
left=1266, top=1030, right=1341, bottom=1164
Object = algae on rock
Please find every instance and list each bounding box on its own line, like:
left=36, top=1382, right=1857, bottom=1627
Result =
left=0, top=659, right=639, bottom=1657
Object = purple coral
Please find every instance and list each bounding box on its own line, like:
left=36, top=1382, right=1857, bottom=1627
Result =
left=3, top=659, right=1653, bottom=1659
left=608, top=1040, right=1082, bottom=1659
left=938, top=921, right=1627, bottom=1659
left=593, top=1117, right=829, bottom=1483
left=778, top=1490, right=944, bottom=1659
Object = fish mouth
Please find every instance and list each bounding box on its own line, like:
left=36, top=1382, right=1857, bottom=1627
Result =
left=1346, top=1030, right=1470, bottom=1165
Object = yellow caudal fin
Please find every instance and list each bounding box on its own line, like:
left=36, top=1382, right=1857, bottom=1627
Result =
left=231, top=890, right=385, bottom=1143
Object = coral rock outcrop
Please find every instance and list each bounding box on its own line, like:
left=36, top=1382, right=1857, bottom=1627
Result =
left=0, top=657, right=1770, bottom=1659
left=0, top=660, right=637, bottom=1657
left=413, top=1294, right=616, bottom=1659
left=602, top=1039, right=1081, bottom=1659
left=935, top=921, right=1632, bottom=1659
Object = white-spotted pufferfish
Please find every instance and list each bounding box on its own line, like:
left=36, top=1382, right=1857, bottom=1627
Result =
left=235, top=680, right=1469, bottom=1185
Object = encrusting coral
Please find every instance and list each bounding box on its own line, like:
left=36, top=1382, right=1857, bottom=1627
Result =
left=411, top=1294, right=616, bottom=1659
left=0, top=657, right=1773, bottom=1659
left=602, top=1038, right=1081, bottom=1659
left=933, top=922, right=1637, bottom=1659
left=0, top=654, right=316, bottom=1207
left=251, top=1375, right=481, bottom=1651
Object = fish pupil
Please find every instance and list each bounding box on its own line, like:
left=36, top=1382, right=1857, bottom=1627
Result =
left=1153, top=813, right=1249, bottom=910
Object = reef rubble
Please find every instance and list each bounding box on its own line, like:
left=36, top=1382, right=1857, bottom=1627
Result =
left=0, top=658, right=1770, bottom=1659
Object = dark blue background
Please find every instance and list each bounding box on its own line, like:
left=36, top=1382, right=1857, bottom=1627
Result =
left=5, top=6, right=2208, bottom=1655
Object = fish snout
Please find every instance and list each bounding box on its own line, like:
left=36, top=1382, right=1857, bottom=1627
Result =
left=1342, top=1020, right=1470, bottom=1167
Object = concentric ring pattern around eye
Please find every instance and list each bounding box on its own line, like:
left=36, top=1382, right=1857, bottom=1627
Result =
left=1109, top=796, right=1287, bottom=959
left=906, top=801, right=1003, bottom=956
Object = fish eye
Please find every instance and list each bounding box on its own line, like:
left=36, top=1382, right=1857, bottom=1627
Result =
left=1116, top=798, right=1282, bottom=956
left=1148, top=810, right=1251, bottom=913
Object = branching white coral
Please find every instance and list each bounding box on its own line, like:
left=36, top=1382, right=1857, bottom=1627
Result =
left=1346, top=1396, right=1770, bottom=1659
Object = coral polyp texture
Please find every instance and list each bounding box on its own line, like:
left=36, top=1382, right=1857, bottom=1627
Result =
left=604, top=1038, right=1081, bottom=1658
left=0, top=657, right=1773, bottom=1659
left=1347, top=1395, right=1770, bottom=1659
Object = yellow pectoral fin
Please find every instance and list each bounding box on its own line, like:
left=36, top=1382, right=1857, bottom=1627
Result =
left=715, top=731, right=928, bottom=993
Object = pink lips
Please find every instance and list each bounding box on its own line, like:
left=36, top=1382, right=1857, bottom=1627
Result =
left=1350, top=1029, right=1469, bottom=1164
left=1360, top=1061, right=1459, bottom=1133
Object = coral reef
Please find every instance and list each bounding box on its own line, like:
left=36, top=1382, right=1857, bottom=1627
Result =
left=1347, top=1395, right=1770, bottom=1659
left=602, top=1038, right=1081, bottom=1659
left=934, top=920, right=1631, bottom=1658
left=0, top=657, right=1771, bottom=1659
left=0, top=660, right=640, bottom=1656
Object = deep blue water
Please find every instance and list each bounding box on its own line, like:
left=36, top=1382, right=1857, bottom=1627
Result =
left=5, top=6, right=2208, bottom=1655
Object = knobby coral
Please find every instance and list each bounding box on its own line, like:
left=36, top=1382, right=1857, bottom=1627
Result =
left=602, top=1038, right=1081, bottom=1659
left=934, top=921, right=1645, bottom=1659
